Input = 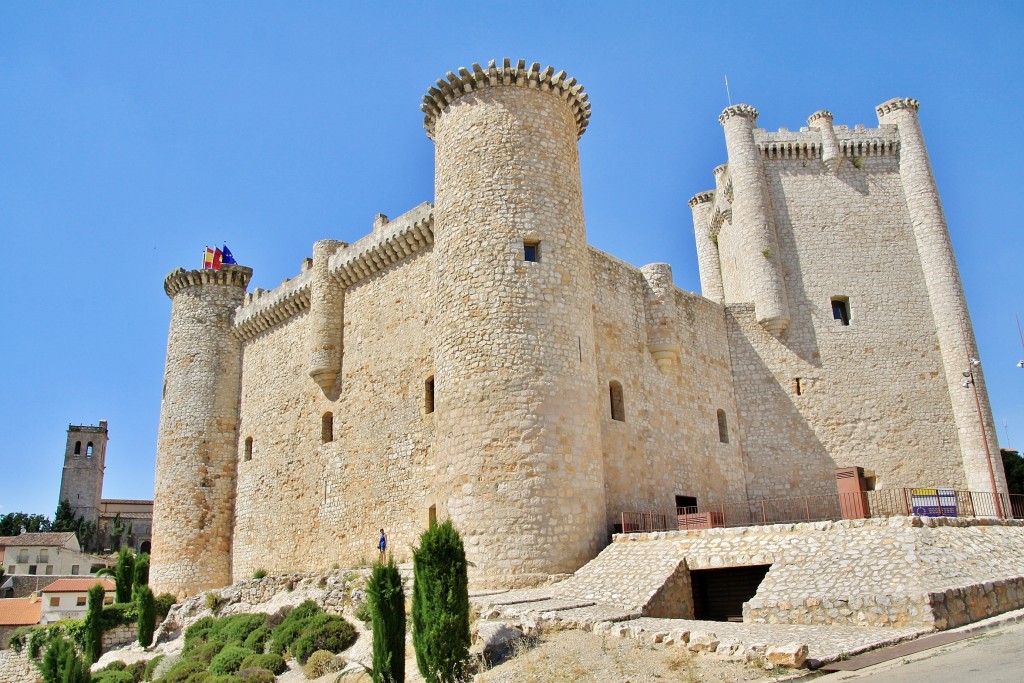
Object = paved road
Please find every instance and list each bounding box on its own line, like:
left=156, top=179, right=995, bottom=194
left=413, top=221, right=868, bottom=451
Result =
left=833, top=621, right=1024, bottom=682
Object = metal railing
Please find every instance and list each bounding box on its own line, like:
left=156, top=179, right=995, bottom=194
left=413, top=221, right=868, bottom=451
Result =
left=621, top=488, right=1024, bottom=533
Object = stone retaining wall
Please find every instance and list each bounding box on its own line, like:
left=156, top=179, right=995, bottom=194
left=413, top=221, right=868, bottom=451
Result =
left=0, top=647, right=35, bottom=683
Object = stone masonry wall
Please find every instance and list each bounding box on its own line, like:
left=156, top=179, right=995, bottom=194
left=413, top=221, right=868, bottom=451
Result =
left=725, top=147, right=964, bottom=499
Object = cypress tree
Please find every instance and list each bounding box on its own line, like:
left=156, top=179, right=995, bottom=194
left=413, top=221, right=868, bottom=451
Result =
left=39, top=636, right=75, bottom=683
left=136, top=584, right=157, bottom=647
left=114, top=547, right=135, bottom=603
left=411, top=520, right=469, bottom=683
left=132, top=553, right=150, bottom=600
left=367, top=558, right=405, bottom=683
left=84, top=582, right=105, bottom=663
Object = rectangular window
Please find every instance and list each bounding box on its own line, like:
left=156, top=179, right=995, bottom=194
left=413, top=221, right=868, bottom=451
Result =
left=7, top=565, right=13, bottom=575
left=49, top=597, right=59, bottom=607
left=45, top=565, right=53, bottom=575
left=831, top=297, right=850, bottom=326
left=104, top=596, right=114, bottom=605
left=28, top=565, right=37, bottom=575
left=76, top=596, right=87, bottom=607
left=38, top=551, right=49, bottom=563
left=676, top=495, right=698, bottom=512
left=71, top=565, right=80, bottom=575
left=523, top=240, right=540, bottom=262
left=424, top=376, right=435, bottom=414
left=17, top=551, right=28, bottom=563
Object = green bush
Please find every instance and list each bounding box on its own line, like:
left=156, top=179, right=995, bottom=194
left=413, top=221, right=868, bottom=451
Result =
left=209, top=613, right=266, bottom=645
left=242, top=625, right=270, bottom=653
left=143, top=654, right=165, bottom=681
left=102, top=661, right=127, bottom=671
left=234, top=668, right=276, bottom=683
left=101, top=602, right=138, bottom=630
left=39, top=636, right=75, bottom=683
left=92, top=670, right=134, bottom=683
left=238, top=653, right=286, bottom=675
left=7, top=625, right=33, bottom=652
left=353, top=600, right=372, bottom=623
left=115, top=547, right=136, bottom=604
left=137, top=585, right=157, bottom=647
left=252, top=569, right=267, bottom=580
left=127, top=660, right=147, bottom=682
left=302, top=649, right=342, bottom=679
left=132, top=554, right=150, bottom=600
left=268, top=600, right=322, bottom=655
left=368, top=558, right=405, bottom=683
left=412, top=519, right=470, bottom=683
left=209, top=643, right=254, bottom=675
left=154, top=593, right=177, bottom=620
left=85, top=583, right=106, bottom=663
left=204, top=591, right=223, bottom=613
left=183, top=616, right=216, bottom=652
left=156, top=658, right=206, bottom=683
left=189, top=641, right=227, bottom=665
left=290, top=613, right=357, bottom=664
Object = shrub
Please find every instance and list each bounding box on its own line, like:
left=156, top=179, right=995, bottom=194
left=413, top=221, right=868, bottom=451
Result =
left=39, top=636, right=75, bottom=683
left=303, top=649, right=343, bottom=679
left=252, top=569, right=267, bottom=580
left=115, top=547, right=136, bottom=604
left=154, top=593, right=177, bottom=620
left=209, top=643, right=254, bottom=675
left=243, top=624, right=270, bottom=653
left=85, top=582, right=106, bottom=663
left=92, top=670, right=134, bottom=683
left=157, top=658, right=206, bottom=683
left=209, top=613, right=267, bottom=645
left=127, top=660, right=147, bottom=682
left=8, top=625, right=33, bottom=652
left=101, top=602, right=138, bottom=630
left=143, top=654, right=165, bottom=681
left=133, top=553, right=150, bottom=595
left=190, top=640, right=228, bottom=665
left=268, top=600, right=322, bottom=655
left=290, top=613, right=357, bottom=664
left=204, top=591, right=223, bottom=613
left=238, top=652, right=286, bottom=675
left=149, top=653, right=178, bottom=681
left=412, top=519, right=470, bottom=683
left=137, top=585, right=156, bottom=647
left=367, top=558, right=405, bottom=683
left=353, top=600, right=372, bottom=624
left=61, top=646, right=92, bottom=683
left=234, top=668, right=276, bottom=683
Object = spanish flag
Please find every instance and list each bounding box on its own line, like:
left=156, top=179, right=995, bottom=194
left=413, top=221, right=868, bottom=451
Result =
left=203, top=248, right=215, bottom=269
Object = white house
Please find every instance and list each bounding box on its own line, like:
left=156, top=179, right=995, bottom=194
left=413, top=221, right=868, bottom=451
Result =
left=38, top=577, right=115, bottom=624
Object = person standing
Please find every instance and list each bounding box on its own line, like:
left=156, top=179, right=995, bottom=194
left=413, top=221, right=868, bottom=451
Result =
left=378, top=528, right=387, bottom=562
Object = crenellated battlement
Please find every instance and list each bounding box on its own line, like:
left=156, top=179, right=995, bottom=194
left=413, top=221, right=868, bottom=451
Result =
left=753, top=125, right=899, bottom=160
left=233, top=270, right=312, bottom=342
left=876, top=97, right=920, bottom=117
left=687, top=191, right=714, bottom=208
left=163, top=264, right=252, bottom=298
left=329, top=202, right=434, bottom=287
left=421, top=59, right=591, bottom=140
left=718, top=104, right=758, bottom=126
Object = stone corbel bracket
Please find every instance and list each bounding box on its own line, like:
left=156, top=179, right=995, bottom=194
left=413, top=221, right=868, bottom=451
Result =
left=420, top=58, right=592, bottom=141
left=329, top=203, right=435, bottom=287
left=233, top=271, right=312, bottom=342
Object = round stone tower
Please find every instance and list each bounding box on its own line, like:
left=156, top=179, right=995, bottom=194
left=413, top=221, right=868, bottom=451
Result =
left=150, top=264, right=251, bottom=597
left=422, top=60, right=606, bottom=586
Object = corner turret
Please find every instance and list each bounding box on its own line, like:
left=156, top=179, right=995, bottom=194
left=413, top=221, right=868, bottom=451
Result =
left=807, top=110, right=841, bottom=171
left=150, top=263, right=252, bottom=597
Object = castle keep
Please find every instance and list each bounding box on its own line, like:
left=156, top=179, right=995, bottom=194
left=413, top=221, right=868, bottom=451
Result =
left=149, top=60, right=1005, bottom=597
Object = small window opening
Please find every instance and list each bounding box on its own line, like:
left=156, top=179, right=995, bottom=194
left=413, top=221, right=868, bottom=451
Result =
left=523, top=240, right=540, bottom=262
left=676, top=495, right=698, bottom=513
left=86, top=442, right=93, bottom=457
left=717, top=409, right=729, bottom=444
left=244, top=437, right=253, bottom=461
left=609, top=381, right=625, bottom=422
left=321, top=412, right=334, bottom=443
left=427, top=504, right=437, bottom=528
left=49, top=597, right=59, bottom=607
left=425, top=376, right=435, bottom=414
left=831, top=297, right=850, bottom=326
left=74, top=441, right=81, bottom=455
left=794, top=377, right=802, bottom=396
left=71, top=565, right=80, bottom=575
left=76, top=596, right=86, bottom=606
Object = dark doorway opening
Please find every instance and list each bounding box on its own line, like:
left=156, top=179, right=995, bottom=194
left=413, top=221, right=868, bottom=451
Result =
left=690, top=564, right=771, bottom=622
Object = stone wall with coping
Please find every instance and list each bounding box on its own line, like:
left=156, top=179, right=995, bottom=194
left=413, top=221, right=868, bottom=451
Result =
left=0, top=647, right=33, bottom=683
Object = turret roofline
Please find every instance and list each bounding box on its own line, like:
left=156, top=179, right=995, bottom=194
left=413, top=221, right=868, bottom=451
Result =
left=421, top=59, right=591, bottom=140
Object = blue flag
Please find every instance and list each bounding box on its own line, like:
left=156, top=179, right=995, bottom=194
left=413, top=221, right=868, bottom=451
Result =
left=222, top=244, right=237, bottom=265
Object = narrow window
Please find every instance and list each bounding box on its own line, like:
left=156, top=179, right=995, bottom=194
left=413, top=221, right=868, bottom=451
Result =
left=28, top=565, right=37, bottom=575
left=424, top=376, right=435, bottom=414
left=831, top=297, right=850, bottom=326
left=86, top=442, right=94, bottom=457
left=244, top=437, right=253, bottom=461
left=794, top=377, right=802, bottom=396
left=609, top=381, right=625, bottom=422
left=427, top=504, right=437, bottom=528
left=321, top=412, right=334, bottom=443
left=7, top=565, right=13, bottom=575
left=717, top=409, right=729, bottom=444
left=76, top=596, right=86, bottom=606
left=71, top=564, right=80, bottom=575
left=17, top=551, right=28, bottom=563
left=49, top=597, right=59, bottom=607
left=45, top=565, right=52, bottom=575
left=523, top=240, right=540, bottom=263
left=74, top=441, right=81, bottom=455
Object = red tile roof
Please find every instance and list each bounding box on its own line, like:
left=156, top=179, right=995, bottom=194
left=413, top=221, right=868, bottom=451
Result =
left=0, top=532, right=77, bottom=547
left=40, top=578, right=115, bottom=594
left=0, top=597, right=41, bottom=626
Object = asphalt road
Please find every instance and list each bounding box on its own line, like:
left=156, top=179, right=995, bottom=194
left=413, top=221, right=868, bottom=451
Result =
left=831, top=620, right=1024, bottom=683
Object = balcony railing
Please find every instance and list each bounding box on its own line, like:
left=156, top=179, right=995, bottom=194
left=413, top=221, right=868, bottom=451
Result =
left=621, top=488, right=1024, bottom=533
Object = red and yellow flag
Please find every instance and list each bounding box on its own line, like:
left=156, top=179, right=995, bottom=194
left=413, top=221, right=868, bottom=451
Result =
left=203, top=248, right=215, bottom=269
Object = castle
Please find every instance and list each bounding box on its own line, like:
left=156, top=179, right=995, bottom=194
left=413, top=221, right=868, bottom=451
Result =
left=59, top=421, right=153, bottom=554
left=149, top=59, right=1006, bottom=597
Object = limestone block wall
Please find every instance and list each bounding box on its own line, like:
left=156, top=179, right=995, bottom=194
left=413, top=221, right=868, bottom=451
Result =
left=0, top=648, right=33, bottom=682
left=725, top=127, right=965, bottom=499
left=232, top=248, right=435, bottom=581
left=590, top=250, right=746, bottom=525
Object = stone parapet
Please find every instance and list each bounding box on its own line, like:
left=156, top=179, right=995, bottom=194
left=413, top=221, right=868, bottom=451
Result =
left=328, top=202, right=434, bottom=288
left=233, top=270, right=312, bottom=342
left=163, top=264, right=252, bottom=298
left=421, top=59, right=591, bottom=140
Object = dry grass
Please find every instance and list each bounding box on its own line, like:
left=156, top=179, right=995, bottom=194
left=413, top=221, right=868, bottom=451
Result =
left=476, top=629, right=766, bottom=683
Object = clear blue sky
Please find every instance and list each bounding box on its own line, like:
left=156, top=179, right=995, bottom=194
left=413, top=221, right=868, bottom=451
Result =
left=2, top=2, right=1022, bottom=517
